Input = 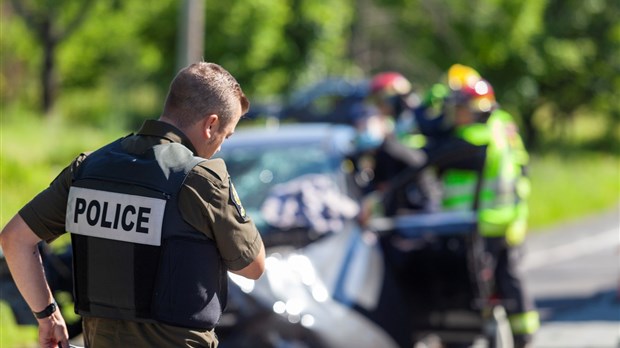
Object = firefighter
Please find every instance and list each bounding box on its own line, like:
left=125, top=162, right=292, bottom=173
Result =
left=425, top=70, right=539, bottom=348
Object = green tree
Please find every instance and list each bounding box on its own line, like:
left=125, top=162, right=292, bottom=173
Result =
left=2, top=0, right=617, bottom=150
left=358, top=0, right=619, bottom=148
left=8, top=0, right=95, bottom=114
left=2, top=0, right=357, bottom=124
left=528, top=0, right=620, bottom=149
left=203, top=0, right=357, bottom=100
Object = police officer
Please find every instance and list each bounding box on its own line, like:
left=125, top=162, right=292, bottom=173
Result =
left=424, top=71, right=539, bottom=348
left=0, top=62, right=266, bottom=348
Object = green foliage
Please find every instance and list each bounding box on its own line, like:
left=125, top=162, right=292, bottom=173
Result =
left=2, top=0, right=618, bottom=148
left=54, top=0, right=178, bottom=127
left=362, top=0, right=619, bottom=149
left=0, top=110, right=126, bottom=226
left=532, top=106, right=620, bottom=153
left=0, top=4, right=42, bottom=107
left=57, top=0, right=177, bottom=88
left=0, top=302, right=38, bottom=348
left=204, top=0, right=357, bottom=99
left=2, top=0, right=358, bottom=125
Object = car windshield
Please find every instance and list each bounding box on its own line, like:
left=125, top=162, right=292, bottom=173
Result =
left=217, top=141, right=345, bottom=231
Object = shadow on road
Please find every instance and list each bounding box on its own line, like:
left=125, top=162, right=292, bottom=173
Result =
left=535, top=288, right=620, bottom=322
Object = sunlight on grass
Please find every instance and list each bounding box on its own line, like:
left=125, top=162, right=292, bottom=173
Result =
left=1, top=115, right=126, bottom=226
left=0, top=302, right=38, bottom=348
left=528, top=152, right=620, bottom=229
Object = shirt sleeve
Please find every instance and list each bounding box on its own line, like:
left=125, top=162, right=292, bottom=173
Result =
left=18, top=154, right=88, bottom=243
left=178, top=160, right=263, bottom=271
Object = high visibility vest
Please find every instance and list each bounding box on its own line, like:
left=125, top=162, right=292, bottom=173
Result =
left=67, top=138, right=227, bottom=329
left=509, top=310, right=540, bottom=335
left=441, top=110, right=530, bottom=245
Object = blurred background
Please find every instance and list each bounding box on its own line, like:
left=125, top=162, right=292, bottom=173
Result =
left=0, top=0, right=618, bottom=347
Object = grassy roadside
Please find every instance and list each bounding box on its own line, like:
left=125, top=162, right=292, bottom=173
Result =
left=1, top=114, right=127, bottom=239
left=528, top=152, right=619, bottom=230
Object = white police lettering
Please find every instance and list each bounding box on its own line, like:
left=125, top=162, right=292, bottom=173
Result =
left=66, top=187, right=166, bottom=246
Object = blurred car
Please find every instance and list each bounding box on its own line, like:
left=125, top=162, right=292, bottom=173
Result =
left=216, top=123, right=363, bottom=249
left=278, top=78, right=373, bottom=125
left=243, top=101, right=282, bottom=121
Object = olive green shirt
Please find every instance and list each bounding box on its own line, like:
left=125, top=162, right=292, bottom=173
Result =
left=19, top=120, right=263, bottom=347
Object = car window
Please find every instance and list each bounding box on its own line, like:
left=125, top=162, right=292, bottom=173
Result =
left=219, top=143, right=341, bottom=228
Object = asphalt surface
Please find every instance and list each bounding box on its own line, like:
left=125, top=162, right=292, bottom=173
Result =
left=523, top=206, right=620, bottom=348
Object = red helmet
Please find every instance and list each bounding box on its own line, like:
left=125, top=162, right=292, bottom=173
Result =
left=369, top=72, right=412, bottom=97
left=450, top=78, right=497, bottom=113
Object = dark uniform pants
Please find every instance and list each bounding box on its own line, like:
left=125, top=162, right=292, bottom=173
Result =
left=485, top=237, right=539, bottom=346
left=486, top=237, right=534, bottom=313
left=83, top=317, right=218, bottom=348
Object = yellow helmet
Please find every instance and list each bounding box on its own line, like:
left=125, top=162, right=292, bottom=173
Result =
left=447, top=64, right=481, bottom=91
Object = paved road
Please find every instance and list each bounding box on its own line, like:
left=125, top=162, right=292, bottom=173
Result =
left=523, top=207, right=620, bottom=348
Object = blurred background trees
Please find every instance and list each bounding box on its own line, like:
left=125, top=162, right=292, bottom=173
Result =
left=1, top=0, right=618, bottom=150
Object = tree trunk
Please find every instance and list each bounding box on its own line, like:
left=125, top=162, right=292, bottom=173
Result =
left=41, top=20, right=56, bottom=115
left=176, top=0, right=205, bottom=72
left=521, top=105, right=539, bottom=150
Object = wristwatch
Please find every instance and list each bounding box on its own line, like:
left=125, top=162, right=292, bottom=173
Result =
left=33, top=301, right=57, bottom=319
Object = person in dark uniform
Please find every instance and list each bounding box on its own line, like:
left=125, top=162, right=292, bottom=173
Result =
left=354, top=72, right=441, bottom=218
left=0, top=61, right=266, bottom=348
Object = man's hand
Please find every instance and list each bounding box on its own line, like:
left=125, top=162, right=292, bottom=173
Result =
left=37, top=310, right=69, bottom=348
left=0, top=214, right=68, bottom=348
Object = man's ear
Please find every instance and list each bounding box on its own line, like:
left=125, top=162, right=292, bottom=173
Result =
left=203, top=114, right=219, bottom=139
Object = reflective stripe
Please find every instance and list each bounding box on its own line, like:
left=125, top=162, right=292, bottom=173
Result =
left=517, top=176, right=531, bottom=199
left=506, top=202, right=528, bottom=245
left=442, top=111, right=529, bottom=242
left=479, top=205, right=515, bottom=224
left=400, top=133, right=427, bottom=149
left=456, top=123, right=491, bottom=146
left=442, top=172, right=503, bottom=210
left=509, top=311, right=540, bottom=335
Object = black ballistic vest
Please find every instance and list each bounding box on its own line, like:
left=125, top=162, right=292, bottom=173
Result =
left=67, top=138, right=227, bottom=329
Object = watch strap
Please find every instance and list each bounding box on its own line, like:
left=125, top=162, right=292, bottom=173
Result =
left=33, top=301, right=57, bottom=319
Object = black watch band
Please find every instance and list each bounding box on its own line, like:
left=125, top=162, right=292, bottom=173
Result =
left=33, top=301, right=57, bottom=319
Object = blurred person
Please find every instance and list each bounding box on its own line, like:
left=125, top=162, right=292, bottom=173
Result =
left=424, top=70, right=539, bottom=348
left=414, top=63, right=483, bottom=138
left=367, top=71, right=426, bottom=149
left=352, top=72, right=443, bottom=219
left=0, top=62, right=266, bottom=348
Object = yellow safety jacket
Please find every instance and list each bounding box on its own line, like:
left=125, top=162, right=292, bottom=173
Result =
left=441, top=110, right=530, bottom=245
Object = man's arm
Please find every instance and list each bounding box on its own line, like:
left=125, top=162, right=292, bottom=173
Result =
left=228, top=243, right=265, bottom=280
left=180, top=161, right=267, bottom=281
left=0, top=215, right=68, bottom=348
